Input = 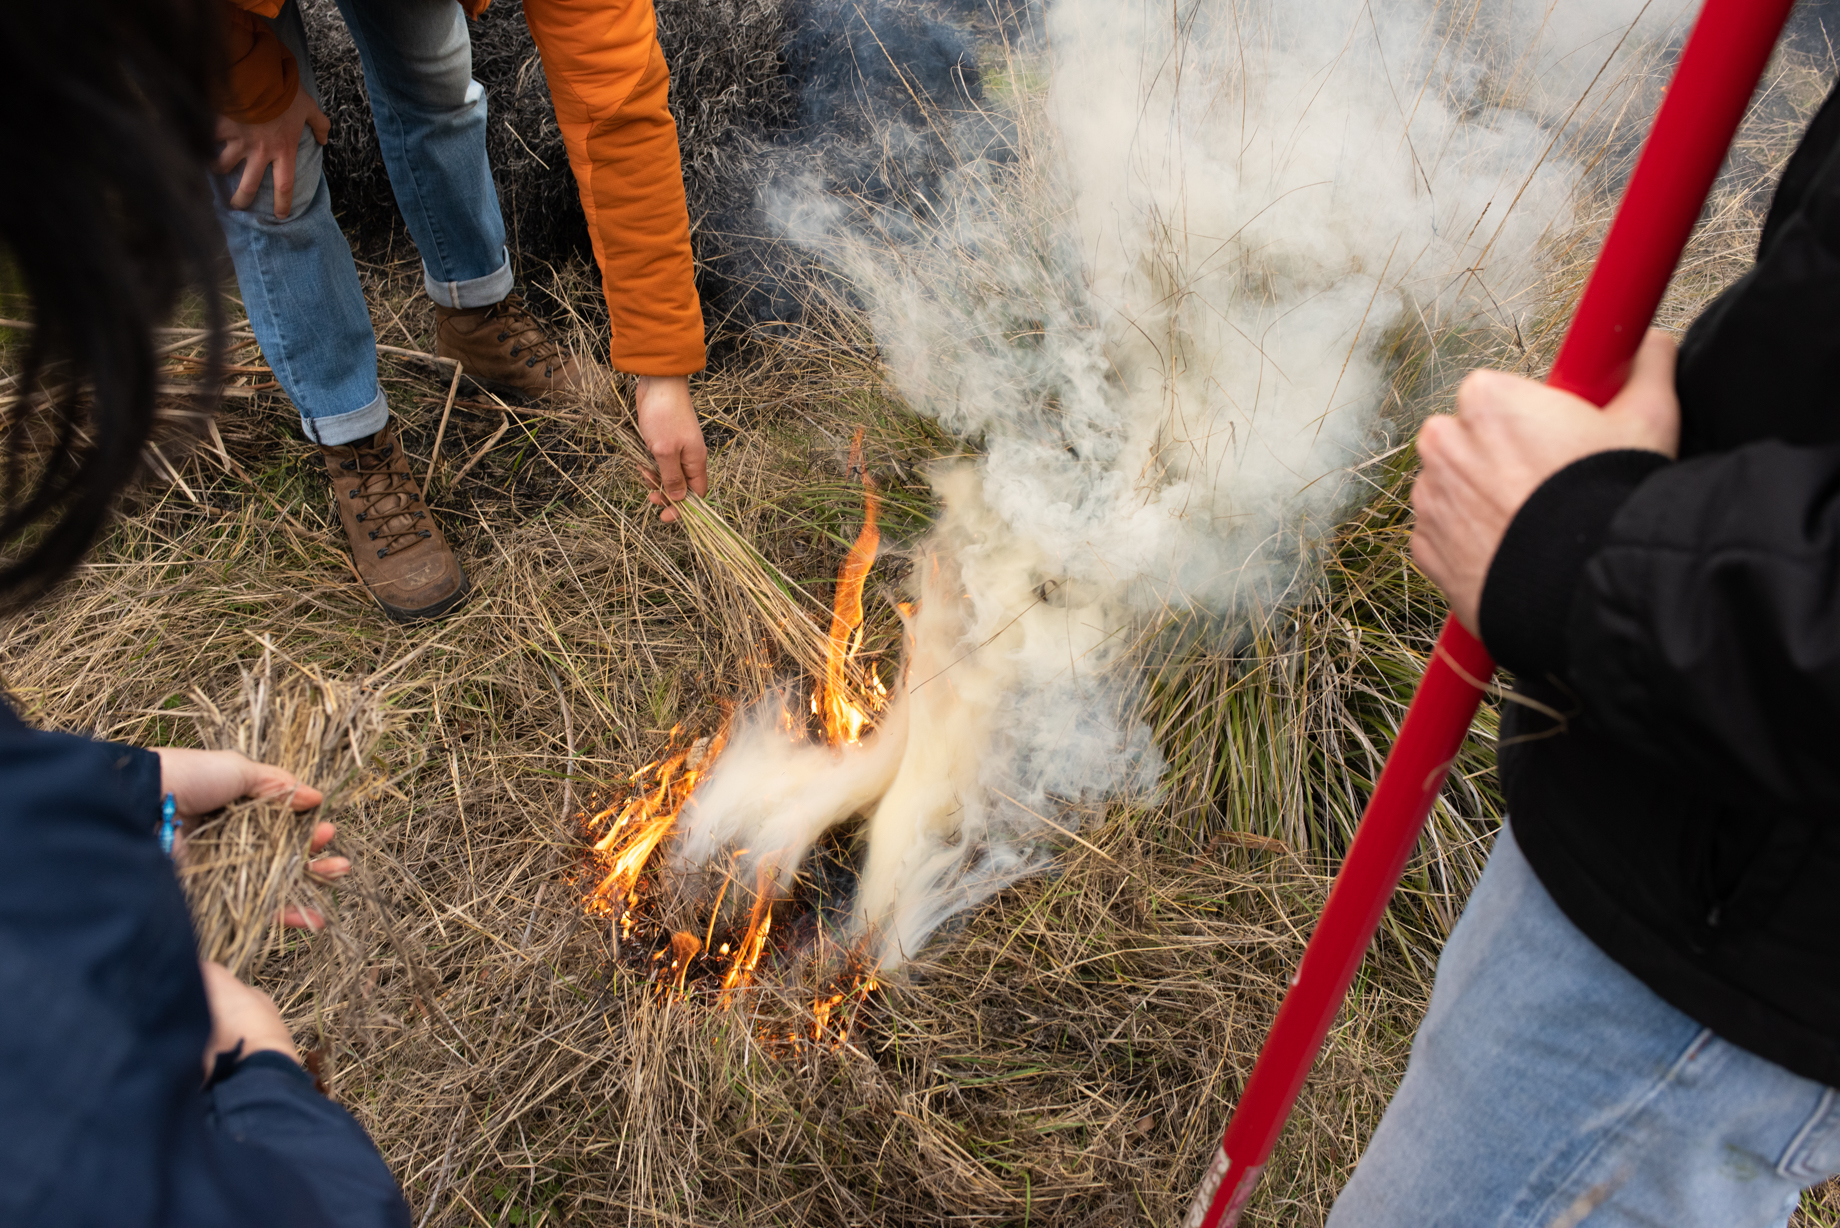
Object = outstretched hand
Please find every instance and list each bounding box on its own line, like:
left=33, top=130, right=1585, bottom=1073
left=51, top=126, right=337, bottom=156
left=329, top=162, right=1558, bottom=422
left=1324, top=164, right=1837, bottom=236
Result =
left=634, top=374, right=709, bottom=523
left=1410, top=328, right=1681, bottom=633
left=154, top=747, right=346, bottom=928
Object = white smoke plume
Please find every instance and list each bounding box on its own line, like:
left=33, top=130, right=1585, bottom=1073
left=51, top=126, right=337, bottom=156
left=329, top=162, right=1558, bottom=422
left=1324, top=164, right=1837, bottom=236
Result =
left=677, top=0, right=1689, bottom=969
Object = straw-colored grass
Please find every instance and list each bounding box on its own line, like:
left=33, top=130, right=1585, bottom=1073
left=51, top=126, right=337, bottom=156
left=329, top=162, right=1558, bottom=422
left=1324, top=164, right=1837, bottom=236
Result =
left=3, top=33, right=1839, bottom=1228
left=178, top=642, right=401, bottom=975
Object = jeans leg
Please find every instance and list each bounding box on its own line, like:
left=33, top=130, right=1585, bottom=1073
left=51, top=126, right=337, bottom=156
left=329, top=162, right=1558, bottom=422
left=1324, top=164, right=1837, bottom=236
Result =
left=333, top=0, right=511, bottom=307
left=1325, top=826, right=1840, bottom=1228
left=213, top=0, right=387, bottom=447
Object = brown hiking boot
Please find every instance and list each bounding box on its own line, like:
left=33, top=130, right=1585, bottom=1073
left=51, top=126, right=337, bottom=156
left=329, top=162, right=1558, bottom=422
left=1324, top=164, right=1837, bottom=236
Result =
left=433, top=294, right=596, bottom=400
left=321, top=423, right=469, bottom=622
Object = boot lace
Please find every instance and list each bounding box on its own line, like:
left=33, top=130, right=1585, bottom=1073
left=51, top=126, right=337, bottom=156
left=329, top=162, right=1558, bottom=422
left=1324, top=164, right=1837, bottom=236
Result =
left=487, top=295, right=566, bottom=377
left=338, top=436, right=432, bottom=559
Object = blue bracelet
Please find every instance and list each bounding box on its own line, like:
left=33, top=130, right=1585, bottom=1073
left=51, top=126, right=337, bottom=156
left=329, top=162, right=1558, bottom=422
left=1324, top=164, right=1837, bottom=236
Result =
left=158, top=793, right=181, bottom=858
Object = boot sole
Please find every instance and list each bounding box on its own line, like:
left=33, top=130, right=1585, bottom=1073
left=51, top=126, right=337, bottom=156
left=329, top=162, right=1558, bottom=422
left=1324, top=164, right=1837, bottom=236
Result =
left=376, top=570, right=472, bottom=624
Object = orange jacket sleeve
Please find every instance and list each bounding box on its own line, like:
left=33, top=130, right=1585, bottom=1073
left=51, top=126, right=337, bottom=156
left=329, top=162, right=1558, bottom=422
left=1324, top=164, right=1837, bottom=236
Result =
left=521, top=0, right=706, bottom=375
left=219, top=0, right=299, bottom=124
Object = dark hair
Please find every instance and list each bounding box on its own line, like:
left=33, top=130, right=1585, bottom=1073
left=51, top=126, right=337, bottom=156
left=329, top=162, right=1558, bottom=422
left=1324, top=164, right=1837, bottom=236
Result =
left=0, top=0, right=223, bottom=607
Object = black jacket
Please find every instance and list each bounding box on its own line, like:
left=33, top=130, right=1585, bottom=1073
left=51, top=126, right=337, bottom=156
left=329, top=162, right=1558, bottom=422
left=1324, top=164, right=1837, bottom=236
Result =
left=1479, top=79, right=1840, bottom=1088
left=0, top=703, right=410, bottom=1226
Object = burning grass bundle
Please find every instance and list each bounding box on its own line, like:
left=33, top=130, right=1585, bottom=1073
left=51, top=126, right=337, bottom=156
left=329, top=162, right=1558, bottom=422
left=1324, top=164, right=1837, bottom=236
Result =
left=611, top=425, right=834, bottom=682
left=579, top=421, right=898, bottom=1031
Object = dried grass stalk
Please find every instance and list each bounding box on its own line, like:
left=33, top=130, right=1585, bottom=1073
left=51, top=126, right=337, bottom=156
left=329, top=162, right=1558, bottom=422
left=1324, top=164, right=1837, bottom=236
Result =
left=611, top=423, right=835, bottom=681
left=178, top=641, right=394, bottom=976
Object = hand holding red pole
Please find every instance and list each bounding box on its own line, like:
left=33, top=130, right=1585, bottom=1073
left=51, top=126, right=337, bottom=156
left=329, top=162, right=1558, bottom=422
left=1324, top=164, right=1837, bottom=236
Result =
left=1185, top=2, right=1796, bottom=1223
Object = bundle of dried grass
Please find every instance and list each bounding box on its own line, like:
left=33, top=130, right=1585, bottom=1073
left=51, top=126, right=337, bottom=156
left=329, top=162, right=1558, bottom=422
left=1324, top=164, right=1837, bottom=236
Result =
left=178, top=641, right=396, bottom=976
left=623, top=438, right=838, bottom=675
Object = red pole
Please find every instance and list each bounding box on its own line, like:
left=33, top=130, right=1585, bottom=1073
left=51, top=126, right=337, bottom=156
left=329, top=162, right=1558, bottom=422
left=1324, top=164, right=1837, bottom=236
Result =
left=1184, top=2, right=1795, bottom=1224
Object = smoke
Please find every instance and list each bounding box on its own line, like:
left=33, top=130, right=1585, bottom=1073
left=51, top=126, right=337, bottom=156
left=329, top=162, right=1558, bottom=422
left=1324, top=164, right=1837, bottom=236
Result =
left=674, top=693, right=909, bottom=902
left=680, top=0, right=1689, bottom=969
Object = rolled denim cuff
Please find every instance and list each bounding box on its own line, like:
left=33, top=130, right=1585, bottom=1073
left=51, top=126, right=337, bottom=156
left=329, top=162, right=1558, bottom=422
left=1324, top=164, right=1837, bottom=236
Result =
left=423, top=249, right=512, bottom=309
left=300, top=386, right=389, bottom=447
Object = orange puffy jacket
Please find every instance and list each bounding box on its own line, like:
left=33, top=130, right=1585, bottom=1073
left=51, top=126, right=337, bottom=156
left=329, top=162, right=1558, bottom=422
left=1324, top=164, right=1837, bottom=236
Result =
left=221, top=0, right=704, bottom=376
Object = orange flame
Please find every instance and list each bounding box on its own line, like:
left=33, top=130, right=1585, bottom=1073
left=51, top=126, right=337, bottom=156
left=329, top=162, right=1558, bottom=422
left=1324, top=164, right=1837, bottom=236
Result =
left=585, top=757, right=684, bottom=924
left=718, top=863, right=778, bottom=1007
left=808, top=972, right=880, bottom=1044
left=667, top=931, right=702, bottom=994
left=585, top=721, right=731, bottom=929
left=812, top=991, right=843, bottom=1037
left=820, top=427, right=882, bottom=745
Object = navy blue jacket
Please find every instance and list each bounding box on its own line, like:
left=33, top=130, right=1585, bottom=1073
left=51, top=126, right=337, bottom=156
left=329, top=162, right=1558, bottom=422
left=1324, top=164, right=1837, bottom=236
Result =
left=0, top=703, right=410, bottom=1226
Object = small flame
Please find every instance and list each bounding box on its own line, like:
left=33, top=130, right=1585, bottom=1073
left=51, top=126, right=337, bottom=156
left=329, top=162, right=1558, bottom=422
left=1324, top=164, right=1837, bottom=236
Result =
left=798, top=966, right=881, bottom=1048
left=718, top=862, right=778, bottom=1007
left=585, top=722, right=731, bottom=930
left=812, top=991, right=844, bottom=1037
left=667, top=931, right=702, bottom=994
left=820, top=428, right=882, bottom=745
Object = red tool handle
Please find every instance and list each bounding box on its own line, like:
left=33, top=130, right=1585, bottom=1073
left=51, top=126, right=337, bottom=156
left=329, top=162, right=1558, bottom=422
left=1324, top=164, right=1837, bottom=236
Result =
left=1185, top=2, right=1795, bottom=1224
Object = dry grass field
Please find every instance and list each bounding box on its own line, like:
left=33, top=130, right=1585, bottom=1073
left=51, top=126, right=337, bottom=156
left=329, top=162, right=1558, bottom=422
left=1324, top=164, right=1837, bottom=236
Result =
left=4, top=22, right=1840, bottom=1228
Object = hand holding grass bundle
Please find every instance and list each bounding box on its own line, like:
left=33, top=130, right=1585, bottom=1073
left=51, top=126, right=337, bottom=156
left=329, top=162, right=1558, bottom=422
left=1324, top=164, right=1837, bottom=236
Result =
left=611, top=418, right=836, bottom=685
left=174, top=645, right=392, bottom=977
left=168, top=752, right=348, bottom=974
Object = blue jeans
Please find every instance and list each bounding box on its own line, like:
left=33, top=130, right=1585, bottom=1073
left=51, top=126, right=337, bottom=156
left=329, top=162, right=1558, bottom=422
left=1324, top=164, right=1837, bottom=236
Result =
left=1327, top=826, right=1840, bottom=1228
left=213, top=0, right=511, bottom=446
